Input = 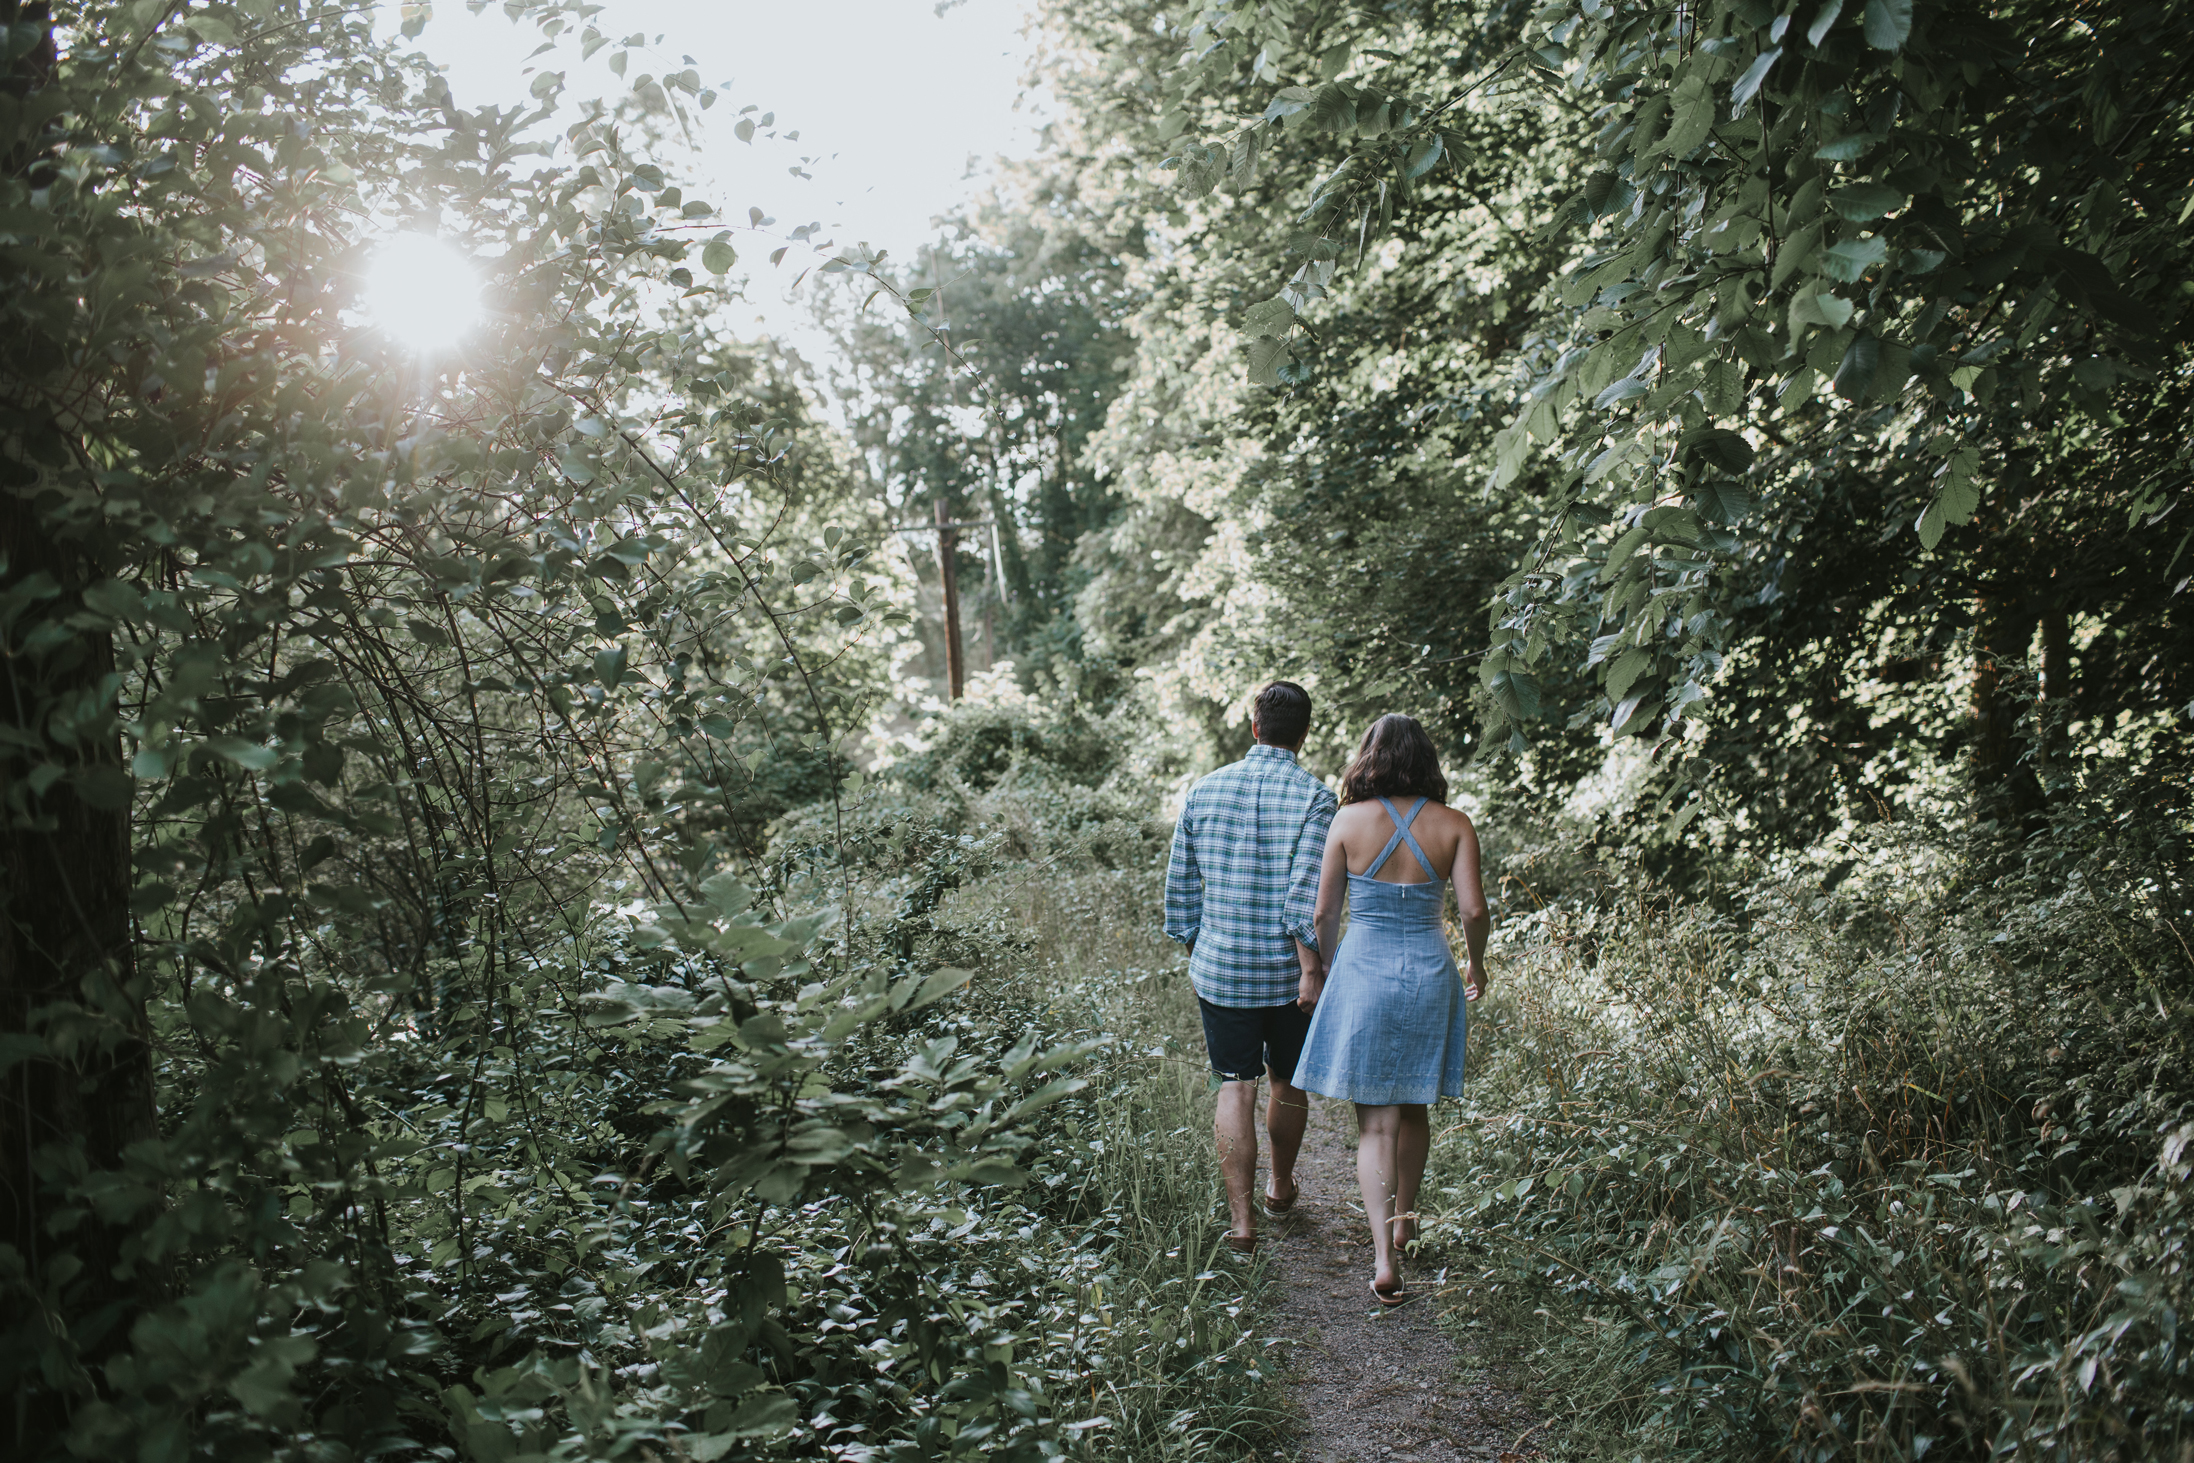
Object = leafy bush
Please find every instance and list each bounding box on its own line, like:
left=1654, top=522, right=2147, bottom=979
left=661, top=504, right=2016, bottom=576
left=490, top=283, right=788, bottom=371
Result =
left=1436, top=828, right=2194, bottom=1460
left=889, top=701, right=1120, bottom=799
left=0, top=4, right=1263, bottom=1459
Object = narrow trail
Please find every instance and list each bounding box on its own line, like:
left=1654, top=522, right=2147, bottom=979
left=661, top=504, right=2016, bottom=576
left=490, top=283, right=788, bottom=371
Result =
left=1263, top=1097, right=1539, bottom=1463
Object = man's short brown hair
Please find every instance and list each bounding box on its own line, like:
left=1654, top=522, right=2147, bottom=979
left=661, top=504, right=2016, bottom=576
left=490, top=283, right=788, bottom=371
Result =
left=1253, top=681, right=1312, bottom=747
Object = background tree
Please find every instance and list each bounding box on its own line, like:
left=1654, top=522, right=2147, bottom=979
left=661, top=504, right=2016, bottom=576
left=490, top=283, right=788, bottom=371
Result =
left=961, top=0, right=2191, bottom=854
left=0, top=3, right=1126, bottom=1459
left=821, top=199, right=1139, bottom=698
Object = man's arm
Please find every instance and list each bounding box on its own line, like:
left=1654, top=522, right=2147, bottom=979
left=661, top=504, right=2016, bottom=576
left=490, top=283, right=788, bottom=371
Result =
left=1163, top=803, right=1201, bottom=951
left=1282, top=789, right=1338, bottom=1006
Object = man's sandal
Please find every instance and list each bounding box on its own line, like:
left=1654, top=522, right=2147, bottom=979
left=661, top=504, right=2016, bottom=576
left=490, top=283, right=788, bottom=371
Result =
left=1223, top=1233, right=1259, bottom=1255
left=1263, top=1181, right=1299, bottom=1216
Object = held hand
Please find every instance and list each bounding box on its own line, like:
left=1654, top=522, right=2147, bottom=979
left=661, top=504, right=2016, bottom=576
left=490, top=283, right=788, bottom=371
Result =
left=1296, top=965, right=1325, bottom=1012
left=1463, top=960, right=1488, bottom=1001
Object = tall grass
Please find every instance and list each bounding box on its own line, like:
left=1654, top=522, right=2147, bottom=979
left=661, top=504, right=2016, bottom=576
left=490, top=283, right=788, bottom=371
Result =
left=939, top=862, right=1290, bottom=1462
left=1430, top=833, right=2194, bottom=1461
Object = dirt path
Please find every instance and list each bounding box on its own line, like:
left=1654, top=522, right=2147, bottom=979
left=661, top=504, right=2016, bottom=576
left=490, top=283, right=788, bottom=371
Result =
left=1263, top=1097, right=1538, bottom=1463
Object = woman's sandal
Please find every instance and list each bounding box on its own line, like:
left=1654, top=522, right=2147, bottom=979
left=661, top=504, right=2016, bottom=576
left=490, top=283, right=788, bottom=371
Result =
left=1369, top=1278, right=1410, bottom=1308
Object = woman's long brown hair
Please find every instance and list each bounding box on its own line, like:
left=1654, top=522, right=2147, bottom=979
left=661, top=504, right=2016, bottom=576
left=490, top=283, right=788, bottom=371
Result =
left=1337, top=714, right=1448, bottom=806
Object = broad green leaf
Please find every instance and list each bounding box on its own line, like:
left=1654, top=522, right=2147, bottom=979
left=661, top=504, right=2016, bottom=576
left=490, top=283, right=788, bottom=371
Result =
left=207, top=736, right=278, bottom=770
left=228, top=1334, right=315, bottom=1417
left=1813, top=131, right=1881, bottom=162
left=1730, top=47, right=1781, bottom=109
left=1820, top=234, right=1888, bottom=281
left=716, top=1394, right=797, bottom=1439
left=909, top=966, right=973, bottom=1010
left=1606, top=646, right=1652, bottom=702
left=1612, top=688, right=1659, bottom=736
left=1486, top=668, right=1542, bottom=719
left=1403, top=132, right=1443, bottom=179
left=699, top=871, right=754, bottom=917
left=2071, top=356, right=2117, bottom=392
left=1704, top=358, right=1745, bottom=417
left=1594, top=376, right=1650, bottom=409
left=1241, top=297, right=1295, bottom=338
left=1600, top=524, right=1650, bottom=582
left=1246, top=336, right=1294, bottom=386
left=1829, top=183, right=1906, bottom=220
left=1938, top=446, right=1982, bottom=521
left=1806, top=0, right=1845, bottom=46
left=1679, top=427, right=1757, bottom=472
left=1692, top=478, right=1754, bottom=525
left=1772, top=221, right=1824, bottom=288
left=950, top=1158, right=1027, bottom=1187
left=1790, top=290, right=1855, bottom=331
left=594, top=645, right=628, bottom=689
left=1309, top=83, right=1356, bottom=132
left=1862, top=0, right=1912, bottom=50
left=1916, top=497, right=1947, bottom=548
left=1832, top=334, right=1881, bottom=400
left=702, top=239, right=737, bottom=273
left=1656, top=76, right=1715, bottom=158
left=1263, top=85, right=1314, bottom=123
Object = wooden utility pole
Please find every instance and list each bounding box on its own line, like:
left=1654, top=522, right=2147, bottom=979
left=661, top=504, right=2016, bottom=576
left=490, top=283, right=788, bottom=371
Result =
left=935, top=497, right=965, bottom=701
left=895, top=504, right=999, bottom=702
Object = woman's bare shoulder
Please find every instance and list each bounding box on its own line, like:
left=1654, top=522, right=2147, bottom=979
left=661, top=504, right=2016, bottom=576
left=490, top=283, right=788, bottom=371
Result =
left=1423, top=801, right=1478, bottom=836
left=1329, top=801, right=1383, bottom=833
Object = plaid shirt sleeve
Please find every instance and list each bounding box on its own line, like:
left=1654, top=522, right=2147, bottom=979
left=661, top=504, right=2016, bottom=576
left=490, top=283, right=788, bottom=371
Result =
left=1163, top=797, right=1201, bottom=947
left=1280, top=786, right=1337, bottom=949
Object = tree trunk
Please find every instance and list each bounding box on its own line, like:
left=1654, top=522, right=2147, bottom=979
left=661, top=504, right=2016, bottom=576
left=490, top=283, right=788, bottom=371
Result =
left=2039, top=599, right=2070, bottom=705
left=935, top=498, right=965, bottom=701
left=1969, top=591, right=2041, bottom=821
left=0, top=483, right=155, bottom=1341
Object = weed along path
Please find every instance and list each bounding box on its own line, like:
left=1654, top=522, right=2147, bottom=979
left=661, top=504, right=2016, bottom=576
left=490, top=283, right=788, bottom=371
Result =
left=1263, top=1097, right=1537, bottom=1463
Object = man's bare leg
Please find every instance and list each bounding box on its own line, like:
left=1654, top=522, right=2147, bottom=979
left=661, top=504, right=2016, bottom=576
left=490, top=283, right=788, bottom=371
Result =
left=1215, top=1078, right=1260, bottom=1242
left=1392, top=1103, right=1430, bottom=1247
left=1265, top=1072, right=1308, bottom=1207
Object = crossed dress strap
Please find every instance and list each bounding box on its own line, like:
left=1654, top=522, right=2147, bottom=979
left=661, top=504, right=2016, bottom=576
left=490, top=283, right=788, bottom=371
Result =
left=1366, top=796, right=1435, bottom=881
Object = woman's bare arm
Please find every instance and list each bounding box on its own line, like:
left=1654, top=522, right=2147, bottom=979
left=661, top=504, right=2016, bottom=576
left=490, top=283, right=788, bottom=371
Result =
left=1450, top=813, right=1491, bottom=998
left=1305, top=824, right=1351, bottom=1009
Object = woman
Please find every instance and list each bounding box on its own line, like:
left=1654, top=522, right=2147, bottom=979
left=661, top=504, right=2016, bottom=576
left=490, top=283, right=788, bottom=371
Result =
left=1293, top=714, right=1490, bottom=1305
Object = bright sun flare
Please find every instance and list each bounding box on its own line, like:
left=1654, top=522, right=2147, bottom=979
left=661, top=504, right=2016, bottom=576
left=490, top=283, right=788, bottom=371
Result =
left=361, top=233, right=483, bottom=352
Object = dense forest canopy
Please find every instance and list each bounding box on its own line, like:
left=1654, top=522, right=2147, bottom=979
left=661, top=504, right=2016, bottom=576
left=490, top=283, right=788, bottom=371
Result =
left=2, top=0, right=2189, bottom=1459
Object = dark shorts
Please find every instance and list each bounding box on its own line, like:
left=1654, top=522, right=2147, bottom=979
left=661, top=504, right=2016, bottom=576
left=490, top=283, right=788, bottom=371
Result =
left=1197, top=996, right=1313, bottom=1086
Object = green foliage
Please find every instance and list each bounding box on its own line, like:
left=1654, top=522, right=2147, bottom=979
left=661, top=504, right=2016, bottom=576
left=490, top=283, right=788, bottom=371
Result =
left=819, top=215, right=1140, bottom=691
left=0, top=3, right=1266, bottom=1460
left=1439, top=819, right=2194, bottom=1458
left=1148, top=0, right=2194, bottom=764
left=934, top=0, right=2179, bottom=857
left=889, top=701, right=1120, bottom=798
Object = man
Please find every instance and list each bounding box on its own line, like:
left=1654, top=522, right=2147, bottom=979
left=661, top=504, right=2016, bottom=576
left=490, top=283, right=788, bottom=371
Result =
left=1164, top=680, right=1337, bottom=1253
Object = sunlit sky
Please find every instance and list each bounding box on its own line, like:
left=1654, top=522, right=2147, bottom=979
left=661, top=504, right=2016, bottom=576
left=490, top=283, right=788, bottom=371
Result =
left=398, top=0, right=1043, bottom=357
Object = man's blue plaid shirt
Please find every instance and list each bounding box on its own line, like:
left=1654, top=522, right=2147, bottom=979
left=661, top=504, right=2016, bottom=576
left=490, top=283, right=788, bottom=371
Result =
left=1164, top=744, right=1338, bottom=1008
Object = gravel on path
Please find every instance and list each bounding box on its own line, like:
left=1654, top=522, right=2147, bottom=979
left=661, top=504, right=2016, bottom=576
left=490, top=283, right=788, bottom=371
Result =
left=1257, top=1096, right=1539, bottom=1463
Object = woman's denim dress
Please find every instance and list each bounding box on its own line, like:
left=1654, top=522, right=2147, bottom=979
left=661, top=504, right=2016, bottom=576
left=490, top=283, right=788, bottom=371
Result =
left=1294, top=797, right=1469, bottom=1106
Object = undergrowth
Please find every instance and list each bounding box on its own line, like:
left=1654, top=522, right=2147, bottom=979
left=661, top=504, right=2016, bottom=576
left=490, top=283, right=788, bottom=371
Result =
left=1431, top=822, right=2194, bottom=1461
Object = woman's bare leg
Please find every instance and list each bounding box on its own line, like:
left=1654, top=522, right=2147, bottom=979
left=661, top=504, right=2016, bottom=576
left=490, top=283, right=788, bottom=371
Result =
left=1392, top=1104, right=1430, bottom=1247
left=1355, top=1103, right=1402, bottom=1293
